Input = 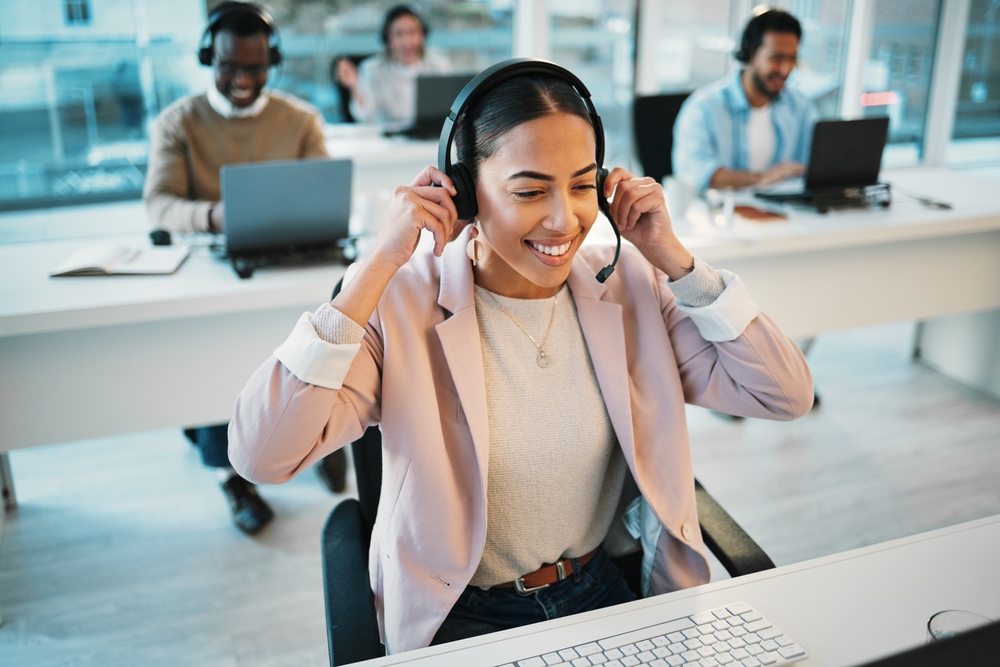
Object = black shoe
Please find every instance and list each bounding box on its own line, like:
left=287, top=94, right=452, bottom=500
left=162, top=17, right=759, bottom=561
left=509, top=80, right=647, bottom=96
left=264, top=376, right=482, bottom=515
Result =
left=221, top=475, right=274, bottom=535
left=811, top=391, right=821, bottom=411
left=316, top=449, right=348, bottom=494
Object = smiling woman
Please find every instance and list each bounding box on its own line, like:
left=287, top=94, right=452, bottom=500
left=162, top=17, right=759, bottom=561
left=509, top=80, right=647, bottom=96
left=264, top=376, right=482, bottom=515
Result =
left=228, top=58, right=815, bottom=655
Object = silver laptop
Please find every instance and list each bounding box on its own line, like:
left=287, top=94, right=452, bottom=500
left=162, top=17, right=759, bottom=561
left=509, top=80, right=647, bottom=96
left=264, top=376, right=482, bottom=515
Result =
left=221, top=158, right=352, bottom=257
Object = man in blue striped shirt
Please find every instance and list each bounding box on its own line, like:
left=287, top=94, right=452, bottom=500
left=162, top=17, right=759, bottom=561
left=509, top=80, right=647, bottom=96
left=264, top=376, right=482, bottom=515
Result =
left=673, top=9, right=817, bottom=191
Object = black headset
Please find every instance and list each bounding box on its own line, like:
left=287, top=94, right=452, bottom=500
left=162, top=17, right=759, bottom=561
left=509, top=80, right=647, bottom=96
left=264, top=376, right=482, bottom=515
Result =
left=380, top=4, right=429, bottom=45
left=734, top=9, right=800, bottom=64
left=437, top=58, right=621, bottom=283
left=197, top=1, right=282, bottom=67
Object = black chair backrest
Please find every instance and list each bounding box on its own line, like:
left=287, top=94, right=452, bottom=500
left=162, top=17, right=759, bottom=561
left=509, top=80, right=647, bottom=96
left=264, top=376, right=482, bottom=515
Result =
left=351, top=428, right=383, bottom=532
left=632, top=92, right=692, bottom=185
left=331, top=54, right=374, bottom=123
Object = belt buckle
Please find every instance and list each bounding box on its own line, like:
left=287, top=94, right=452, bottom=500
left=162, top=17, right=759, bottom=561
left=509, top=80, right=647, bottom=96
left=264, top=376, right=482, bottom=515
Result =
left=513, top=561, right=567, bottom=595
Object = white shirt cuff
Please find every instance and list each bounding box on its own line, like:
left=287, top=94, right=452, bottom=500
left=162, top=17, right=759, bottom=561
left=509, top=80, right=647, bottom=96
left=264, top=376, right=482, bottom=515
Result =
left=274, top=312, right=362, bottom=389
left=674, top=269, right=759, bottom=342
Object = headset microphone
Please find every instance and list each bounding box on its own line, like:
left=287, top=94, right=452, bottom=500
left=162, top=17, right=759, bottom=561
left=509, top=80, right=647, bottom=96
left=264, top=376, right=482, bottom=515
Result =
left=595, top=168, right=621, bottom=283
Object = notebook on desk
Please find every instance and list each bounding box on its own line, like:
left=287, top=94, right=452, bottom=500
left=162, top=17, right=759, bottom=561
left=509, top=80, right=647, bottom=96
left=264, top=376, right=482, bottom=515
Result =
left=755, top=117, right=890, bottom=206
left=220, top=158, right=352, bottom=279
left=390, top=73, right=475, bottom=139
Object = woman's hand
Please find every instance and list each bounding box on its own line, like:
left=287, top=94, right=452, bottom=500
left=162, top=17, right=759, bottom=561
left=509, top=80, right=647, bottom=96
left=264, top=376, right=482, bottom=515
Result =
left=334, top=166, right=461, bottom=327
left=335, top=58, right=360, bottom=91
left=369, top=165, right=462, bottom=270
left=603, top=167, right=694, bottom=281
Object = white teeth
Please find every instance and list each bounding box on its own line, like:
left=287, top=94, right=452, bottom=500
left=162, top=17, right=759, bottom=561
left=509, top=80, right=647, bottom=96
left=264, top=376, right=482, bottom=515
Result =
left=529, top=241, right=571, bottom=256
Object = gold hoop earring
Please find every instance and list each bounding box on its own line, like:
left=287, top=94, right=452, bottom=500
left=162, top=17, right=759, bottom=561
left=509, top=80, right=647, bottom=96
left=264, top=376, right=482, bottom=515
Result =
left=466, top=221, right=484, bottom=266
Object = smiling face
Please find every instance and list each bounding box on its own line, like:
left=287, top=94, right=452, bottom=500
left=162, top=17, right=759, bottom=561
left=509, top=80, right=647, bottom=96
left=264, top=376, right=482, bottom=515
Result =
left=387, top=14, right=425, bottom=65
left=472, top=112, right=600, bottom=299
left=747, top=31, right=799, bottom=100
left=213, top=29, right=270, bottom=108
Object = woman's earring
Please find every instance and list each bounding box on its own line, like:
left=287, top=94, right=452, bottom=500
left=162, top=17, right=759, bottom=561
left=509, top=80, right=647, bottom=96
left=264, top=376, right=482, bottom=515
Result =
left=466, top=221, right=484, bottom=266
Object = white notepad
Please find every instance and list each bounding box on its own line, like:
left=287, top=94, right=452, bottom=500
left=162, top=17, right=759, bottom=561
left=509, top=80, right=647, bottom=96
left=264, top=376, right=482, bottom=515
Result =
left=49, top=244, right=190, bottom=277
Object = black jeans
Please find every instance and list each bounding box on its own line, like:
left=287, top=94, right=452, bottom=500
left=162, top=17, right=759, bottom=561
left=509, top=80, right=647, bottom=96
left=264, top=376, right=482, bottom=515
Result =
left=431, top=546, right=637, bottom=646
left=192, top=423, right=231, bottom=468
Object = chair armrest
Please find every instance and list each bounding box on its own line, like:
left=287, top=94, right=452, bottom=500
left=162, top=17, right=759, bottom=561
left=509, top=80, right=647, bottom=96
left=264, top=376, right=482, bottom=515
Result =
left=321, top=499, right=384, bottom=665
left=694, top=479, right=775, bottom=578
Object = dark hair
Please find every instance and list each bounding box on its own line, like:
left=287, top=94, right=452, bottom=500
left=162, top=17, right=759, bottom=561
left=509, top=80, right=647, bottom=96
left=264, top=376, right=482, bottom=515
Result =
left=735, top=9, right=802, bottom=63
left=213, top=8, right=272, bottom=39
left=381, top=4, right=429, bottom=46
left=455, top=75, right=593, bottom=180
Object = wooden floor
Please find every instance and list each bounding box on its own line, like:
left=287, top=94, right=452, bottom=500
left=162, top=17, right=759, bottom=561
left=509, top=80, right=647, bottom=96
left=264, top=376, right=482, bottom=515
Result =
left=2, top=320, right=999, bottom=666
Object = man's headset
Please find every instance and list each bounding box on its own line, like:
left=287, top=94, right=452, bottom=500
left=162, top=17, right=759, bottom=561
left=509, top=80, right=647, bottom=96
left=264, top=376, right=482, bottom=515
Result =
left=197, top=1, right=283, bottom=67
left=437, top=58, right=621, bottom=283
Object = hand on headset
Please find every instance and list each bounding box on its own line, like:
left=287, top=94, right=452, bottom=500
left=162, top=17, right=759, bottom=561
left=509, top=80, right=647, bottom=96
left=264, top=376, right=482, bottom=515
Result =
left=370, top=165, right=461, bottom=269
left=603, top=167, right=694, bottom=281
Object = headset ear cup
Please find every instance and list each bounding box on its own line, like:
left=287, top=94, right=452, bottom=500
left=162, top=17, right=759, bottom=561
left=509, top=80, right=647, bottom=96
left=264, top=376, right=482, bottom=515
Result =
left=451, top=162, right=478, bottom=221
left=198, top=46, right=212, bottom=66
left=596, top=167, right=609, bottom=209
left=270, top=47, right=282, bottom=66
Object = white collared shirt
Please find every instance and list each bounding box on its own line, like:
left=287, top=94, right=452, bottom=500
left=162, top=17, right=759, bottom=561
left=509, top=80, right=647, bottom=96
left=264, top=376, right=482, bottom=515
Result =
left=207, top=85, right=270, bottom=119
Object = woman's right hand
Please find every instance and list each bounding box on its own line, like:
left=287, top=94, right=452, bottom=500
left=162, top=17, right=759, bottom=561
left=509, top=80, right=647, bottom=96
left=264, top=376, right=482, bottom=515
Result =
left=369, top=165, right=462, bottom=270
left=335, top=58, right=359, bottom=91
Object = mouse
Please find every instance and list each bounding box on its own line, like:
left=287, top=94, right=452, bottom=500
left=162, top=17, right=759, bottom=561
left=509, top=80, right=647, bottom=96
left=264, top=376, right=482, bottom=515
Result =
left=150, top=229, right=172, bottom=246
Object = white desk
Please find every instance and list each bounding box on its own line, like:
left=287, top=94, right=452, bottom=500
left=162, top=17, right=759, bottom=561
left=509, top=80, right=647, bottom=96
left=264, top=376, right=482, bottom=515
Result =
left=0, top=236, right=345, bottom=466
left=668, top=167, right=1000, bottom=340
left=357, top=514, right=1000, bottom=666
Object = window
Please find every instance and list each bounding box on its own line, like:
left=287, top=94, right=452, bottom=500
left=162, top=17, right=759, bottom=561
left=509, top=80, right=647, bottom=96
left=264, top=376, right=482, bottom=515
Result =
left=64, top=0, right=91, bottom=26
left=947, top=0, right=1000, bottom=168
left=866, top=0, right=943, bottom=165
left=549, top=0, right=637, bottom=168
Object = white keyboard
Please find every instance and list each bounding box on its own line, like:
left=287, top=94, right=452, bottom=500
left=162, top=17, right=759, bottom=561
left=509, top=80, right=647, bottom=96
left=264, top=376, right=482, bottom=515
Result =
left=497, top=603, right=808, bottom=667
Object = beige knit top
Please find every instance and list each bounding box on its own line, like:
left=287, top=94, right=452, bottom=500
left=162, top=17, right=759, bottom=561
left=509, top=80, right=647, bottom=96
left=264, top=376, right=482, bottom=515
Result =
left=469, top=284, right=625, bottom=587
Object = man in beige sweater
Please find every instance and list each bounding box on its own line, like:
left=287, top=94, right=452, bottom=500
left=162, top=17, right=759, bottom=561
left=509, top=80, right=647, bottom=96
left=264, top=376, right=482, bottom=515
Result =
left=143, top=1, right=347, bottom=534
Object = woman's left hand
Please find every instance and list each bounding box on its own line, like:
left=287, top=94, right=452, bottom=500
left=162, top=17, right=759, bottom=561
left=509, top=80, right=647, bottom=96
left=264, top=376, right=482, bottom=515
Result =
left=603, top=167, right=694, bottom=281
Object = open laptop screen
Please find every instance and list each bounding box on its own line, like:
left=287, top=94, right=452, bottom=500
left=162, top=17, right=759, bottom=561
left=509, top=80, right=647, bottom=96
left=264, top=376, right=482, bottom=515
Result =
left=805, top=117, right=890, bottom=191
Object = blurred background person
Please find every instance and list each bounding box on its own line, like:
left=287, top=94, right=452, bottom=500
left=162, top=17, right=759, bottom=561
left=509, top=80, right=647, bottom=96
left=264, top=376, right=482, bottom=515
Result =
left=143, top=0, right=348, bottom=535
left=672, top=8, right=817, bottom=191
left=335, top=3, right=451, bottom=131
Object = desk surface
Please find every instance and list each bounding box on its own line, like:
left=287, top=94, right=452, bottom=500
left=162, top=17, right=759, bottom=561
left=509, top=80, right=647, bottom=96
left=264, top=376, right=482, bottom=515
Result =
left=361, top=515, right=1000, bottom=667
left=0, top=237, right=346, bottom=338
left=4, top=166, right=998, bottom=341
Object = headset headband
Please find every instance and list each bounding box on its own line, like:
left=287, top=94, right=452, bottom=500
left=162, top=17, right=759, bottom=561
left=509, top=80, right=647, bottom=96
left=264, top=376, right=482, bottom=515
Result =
left=437, top=58, right=605, bottom=178
left=198, top=1, right=282, bottom=67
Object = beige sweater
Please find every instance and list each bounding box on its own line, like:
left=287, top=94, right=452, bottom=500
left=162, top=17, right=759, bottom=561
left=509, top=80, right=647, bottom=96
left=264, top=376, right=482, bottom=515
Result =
left=143, top=90, right=328, bottom=234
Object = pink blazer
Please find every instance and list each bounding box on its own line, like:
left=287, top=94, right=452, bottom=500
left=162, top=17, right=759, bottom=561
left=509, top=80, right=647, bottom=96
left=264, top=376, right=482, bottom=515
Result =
left=229, top=229, right=813, bottom=654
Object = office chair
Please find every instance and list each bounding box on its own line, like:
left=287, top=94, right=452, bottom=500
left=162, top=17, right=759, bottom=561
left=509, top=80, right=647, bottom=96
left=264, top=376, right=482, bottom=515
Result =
left=330, top=54, right=374, bottom=123
left=321, top=278, right=775, bottom=666
left=632, top=93, right=692, bottom=185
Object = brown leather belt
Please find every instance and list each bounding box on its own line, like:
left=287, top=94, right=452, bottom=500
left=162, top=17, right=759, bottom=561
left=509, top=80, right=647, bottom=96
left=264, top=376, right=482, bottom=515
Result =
left=494, top=547, right=599, bottom=595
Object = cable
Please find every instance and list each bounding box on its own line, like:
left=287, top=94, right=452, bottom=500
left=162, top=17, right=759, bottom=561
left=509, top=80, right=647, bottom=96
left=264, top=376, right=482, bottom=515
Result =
left=886, top=182, right=952, bottom=210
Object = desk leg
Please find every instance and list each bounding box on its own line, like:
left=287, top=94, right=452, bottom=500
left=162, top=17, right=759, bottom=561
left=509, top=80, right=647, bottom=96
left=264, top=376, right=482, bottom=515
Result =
left=1, top=452, right=15, bottom=512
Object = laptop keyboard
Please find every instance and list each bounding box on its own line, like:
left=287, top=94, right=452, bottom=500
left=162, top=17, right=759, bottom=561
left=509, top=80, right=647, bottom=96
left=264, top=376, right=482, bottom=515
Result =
left=496, top=603, right=807, bottom=667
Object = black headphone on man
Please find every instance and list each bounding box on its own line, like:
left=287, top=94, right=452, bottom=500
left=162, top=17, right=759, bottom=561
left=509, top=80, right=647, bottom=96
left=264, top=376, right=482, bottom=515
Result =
left=380, top=4, right=430, bottom=46
left=437, top=58, right=621, bottom=283
left=197, top=1, right=282, bottom=67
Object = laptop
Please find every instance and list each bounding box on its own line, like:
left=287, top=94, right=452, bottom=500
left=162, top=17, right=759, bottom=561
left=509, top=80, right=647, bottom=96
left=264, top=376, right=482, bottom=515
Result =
left=756, top=117, right=890, bottom=204
left=220, top=158, right=352, bottom=278
left=393, top=73, right=475, bottom=139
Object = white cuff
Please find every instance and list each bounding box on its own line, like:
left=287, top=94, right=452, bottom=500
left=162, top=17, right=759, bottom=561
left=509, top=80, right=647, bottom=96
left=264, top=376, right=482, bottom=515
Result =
left=274, top=312, right=362, bottom=389
left=675, top=270, right=759, bottom=342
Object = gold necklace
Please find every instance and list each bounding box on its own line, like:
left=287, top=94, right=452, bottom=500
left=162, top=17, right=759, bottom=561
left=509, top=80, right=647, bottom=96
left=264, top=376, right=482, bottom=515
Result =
left=483, top=291, right=559, bottom=368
